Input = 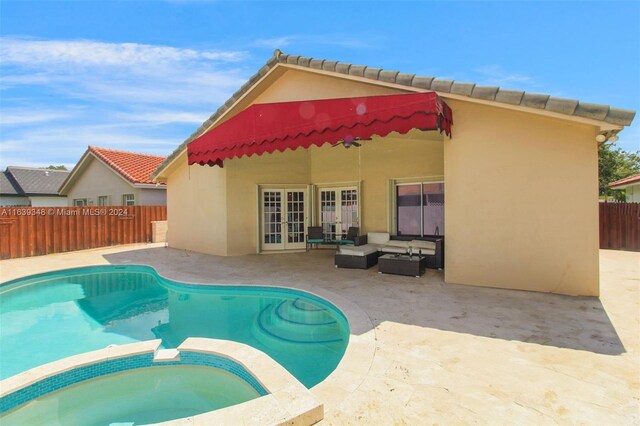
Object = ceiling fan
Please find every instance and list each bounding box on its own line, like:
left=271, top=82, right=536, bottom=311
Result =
left=332, top=135, right=370, bottom=148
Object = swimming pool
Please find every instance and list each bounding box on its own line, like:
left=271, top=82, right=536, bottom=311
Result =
left=0, top=265, right=349, bottom=387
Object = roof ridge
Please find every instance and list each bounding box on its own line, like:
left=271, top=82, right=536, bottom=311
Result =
left=6, top=166, right=70, bottom=172
left=150, top=49, right=636, bottom=180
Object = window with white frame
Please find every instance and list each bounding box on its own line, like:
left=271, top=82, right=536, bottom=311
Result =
left=73, top=198, right=87, bottom=206
left=122, top=194, right=135, bottom=206
left=97, top=195, right=109, bottom=206
left=396, top=182, right=444, bottom=236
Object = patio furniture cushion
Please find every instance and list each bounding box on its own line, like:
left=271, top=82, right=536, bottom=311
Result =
left=385, top=240, right=411, bottom=248
left=367, top=232, right=390, bottom=245
left=410, top=240, right=436, bottom=250
left=339, top=245, right=378, bottom=257
left=381, top=246, right=407, bottom=254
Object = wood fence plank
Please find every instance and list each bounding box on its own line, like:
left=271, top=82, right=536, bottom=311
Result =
left=599, top=202, right=639, bottom=251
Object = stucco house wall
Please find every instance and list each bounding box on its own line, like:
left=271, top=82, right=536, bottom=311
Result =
left=155, top=60, right=629, bottom=296
left=65, top=156, right=165, bottom=206
left=166, top=159, right=228, bottom=255
left=627, top=184, right=640, bottom=202
left=0, top=196, right=29, bottom=206
left=66, top=157, right=139, bottom=206
left=443, top=99, right=599, bottom=296
left=30, top=196, right=68, bottom=207
left=138, top=188, right=167, bottom=206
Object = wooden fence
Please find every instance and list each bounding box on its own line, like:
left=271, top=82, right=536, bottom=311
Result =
left=0, top=206, right=167, bottom=260
left=599, top=202, right=640, bottom=251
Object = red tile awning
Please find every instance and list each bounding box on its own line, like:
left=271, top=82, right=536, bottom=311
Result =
left=188, top=92, right=453, bottom=167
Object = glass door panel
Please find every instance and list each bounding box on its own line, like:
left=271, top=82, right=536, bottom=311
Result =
left=285, top=190, right=306, bottom=250
left=423, top=183, right=444, bottom=236
left=320, top=189, right=337, bottom=240
left=319, top=187, right=358, bottom=240
left=339, top=189, right=358, bottom=239
left=262, top=190, right=283, bottom=250
left=261, top=188, right=307, bottom=251
left=397, top=184, right=421, bottom=236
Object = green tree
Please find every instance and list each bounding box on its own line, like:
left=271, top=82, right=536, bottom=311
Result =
left=45, top=165, right=68, bottom=170
left=598, top=145, right=640, bottom=201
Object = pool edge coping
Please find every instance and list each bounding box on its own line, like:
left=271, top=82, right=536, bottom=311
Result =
left=1, top=338, right=324, bottom=426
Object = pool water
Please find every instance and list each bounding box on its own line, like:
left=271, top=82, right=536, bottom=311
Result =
left=0, top=265, right=349, bottom=387
left=1, top=365, right=260, bottom=425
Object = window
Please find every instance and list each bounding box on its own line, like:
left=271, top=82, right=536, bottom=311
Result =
left=122, top=194, right=135, bottom=206
left=73, top=199, right=87, bottom=206
left=396, top=182, right=444, bottom=236
left=97, top=196, right=109, bottom=206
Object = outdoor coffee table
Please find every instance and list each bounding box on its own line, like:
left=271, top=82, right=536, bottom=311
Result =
left=378, top=254, right=427, bottom=277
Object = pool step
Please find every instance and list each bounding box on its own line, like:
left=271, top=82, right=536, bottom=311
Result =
left=253, top=301, right=343, bottom=346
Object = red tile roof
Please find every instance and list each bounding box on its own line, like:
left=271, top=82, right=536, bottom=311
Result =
left=609, top=174, right=640, bottom=188
left=89, top=146, right=166, bottom=185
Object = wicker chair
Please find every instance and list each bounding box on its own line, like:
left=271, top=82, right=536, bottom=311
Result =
left=342, top=226, right=359, bottom=245
left=306, top=226, right=325, bottom=251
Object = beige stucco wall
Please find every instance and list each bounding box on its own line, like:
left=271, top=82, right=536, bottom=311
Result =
left=309, top=131, right=444, bottom=233
left=66, top=157, right=139, bottom=206
left=30, top=196, right=68, bottom=207
left=625, top=183, right=640, bottom=202
left=166, top=160, right=228, bottom=255
left=225, top=149, right=311, bottom=255
left=0, top=196, right=29, bottom=206
left=443, top=99, right=600, bottom=296
left=138, top=188, right=167, bottom=205
left=164, top=66, right=602, bottom=296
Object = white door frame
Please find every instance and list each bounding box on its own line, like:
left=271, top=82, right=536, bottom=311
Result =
left=258, top=185, right=310, bottom=252
left=316, top=185, right=359, bottom=240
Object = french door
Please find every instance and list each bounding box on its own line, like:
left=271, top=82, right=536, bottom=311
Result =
left=261, top=189, right=307, bottom=251
left=318, top=187, right=358, bottom=240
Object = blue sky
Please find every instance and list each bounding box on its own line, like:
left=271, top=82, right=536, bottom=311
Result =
left=1, top=0, right=638, bottom=169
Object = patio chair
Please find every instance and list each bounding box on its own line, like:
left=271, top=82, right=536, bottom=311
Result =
left=341, top=227, right=359, bottom=245
left=306, top=226, right=325, bottom=251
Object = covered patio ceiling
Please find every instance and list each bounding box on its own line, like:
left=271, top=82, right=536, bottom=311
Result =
left=187, top=92, right=453, bottom=167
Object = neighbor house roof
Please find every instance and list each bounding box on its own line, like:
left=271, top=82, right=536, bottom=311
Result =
left=88, top=146, right=166, bottom=185
left=60, top=146, right=167, bottom=195
left=609, top=174, right=640, bottom=189
left=0, top=171, right=22, bottom=196
left=2, top=167, right=69, bottom=196
left=151, top=49, right=636, bottom=180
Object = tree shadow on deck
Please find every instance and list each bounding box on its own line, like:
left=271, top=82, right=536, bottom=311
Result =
left=104, top=247, right=625, bottom=356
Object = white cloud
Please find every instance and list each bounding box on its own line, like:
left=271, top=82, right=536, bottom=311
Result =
left=0, top=37, right=254, bottom=167
left=252, top=34, right=375, bottom=49
left=1, top=38, right=248, bottom=107
left=112, top=111, right=210, bottom=126
left=0, top=109, right=75, bottom=126
left=1, top=125, right=179, bottom=169
left=473, top=65, right=537, bottom=89
left=1, top=37, right=245, bottom=68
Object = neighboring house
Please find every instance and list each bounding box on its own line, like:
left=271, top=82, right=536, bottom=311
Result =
left=151, top=50, right=635, bottom=297
left=59, top=146, right=166, bottom=206
left=609, top=174, right=640, bottom=202
left=0, top=167, right=69, bottom=207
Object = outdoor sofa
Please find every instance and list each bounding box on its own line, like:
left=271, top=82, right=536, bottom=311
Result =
left=334, top=232, right=444, bottom=270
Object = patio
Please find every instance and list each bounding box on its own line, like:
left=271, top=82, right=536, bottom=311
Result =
left=1, top=244, right=638, bottom=424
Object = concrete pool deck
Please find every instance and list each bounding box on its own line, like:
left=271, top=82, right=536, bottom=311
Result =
left=1, top=244, right=638, bottom=424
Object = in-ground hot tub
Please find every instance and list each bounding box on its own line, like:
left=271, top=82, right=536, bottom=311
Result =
left=0, top=339, right=324, bottom=425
